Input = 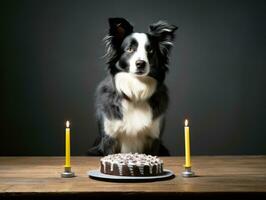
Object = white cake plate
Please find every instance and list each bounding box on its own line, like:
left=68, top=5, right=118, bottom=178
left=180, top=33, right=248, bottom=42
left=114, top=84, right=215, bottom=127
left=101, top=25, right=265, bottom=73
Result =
left=88, top=169, right=174, bottom=182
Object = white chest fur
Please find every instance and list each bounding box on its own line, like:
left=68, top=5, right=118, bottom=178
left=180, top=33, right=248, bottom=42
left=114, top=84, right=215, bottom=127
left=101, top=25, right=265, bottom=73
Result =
left=114, top=72, right=157, bottom=101
left=104, top=100, right=162, bottom=153
left=103, top=73, right=162, bottom=153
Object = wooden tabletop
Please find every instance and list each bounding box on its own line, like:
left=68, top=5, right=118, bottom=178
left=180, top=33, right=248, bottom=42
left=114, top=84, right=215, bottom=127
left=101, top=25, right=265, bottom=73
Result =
left=0, top=156, right=266, bottom=199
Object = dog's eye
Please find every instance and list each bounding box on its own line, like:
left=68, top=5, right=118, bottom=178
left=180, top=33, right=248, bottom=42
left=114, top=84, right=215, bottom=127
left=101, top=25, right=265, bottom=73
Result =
left=148, top=49, right=153, bottom=54
left=126, top=47, right=134, bottom=53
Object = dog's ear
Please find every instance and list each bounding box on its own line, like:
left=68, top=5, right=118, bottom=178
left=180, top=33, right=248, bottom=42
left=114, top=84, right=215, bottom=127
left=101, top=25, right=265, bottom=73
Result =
left=104, top=18, right=133, bottom=64
left=108, top=18, right=133, bottom=47
left=149, top=21, right=178, bottom=56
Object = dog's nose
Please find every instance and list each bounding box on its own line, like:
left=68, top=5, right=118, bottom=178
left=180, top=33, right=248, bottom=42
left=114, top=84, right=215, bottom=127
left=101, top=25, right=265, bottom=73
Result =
left=135, top=60, right=146, bottom=69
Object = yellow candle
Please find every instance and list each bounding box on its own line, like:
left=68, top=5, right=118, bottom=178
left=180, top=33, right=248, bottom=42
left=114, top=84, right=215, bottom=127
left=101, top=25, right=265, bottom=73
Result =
left=184, top=119, right=191, bottom=168
left=65, top=121, right=71, bottom=168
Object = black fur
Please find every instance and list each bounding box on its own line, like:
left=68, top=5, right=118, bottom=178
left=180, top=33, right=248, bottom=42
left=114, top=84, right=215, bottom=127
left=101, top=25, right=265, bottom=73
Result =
left=88, top=18, right=177, bottom=156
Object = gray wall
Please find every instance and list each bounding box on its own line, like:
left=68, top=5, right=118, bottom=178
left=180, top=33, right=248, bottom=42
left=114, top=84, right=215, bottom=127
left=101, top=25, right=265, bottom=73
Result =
left=1, top=0, right=266, bottom=156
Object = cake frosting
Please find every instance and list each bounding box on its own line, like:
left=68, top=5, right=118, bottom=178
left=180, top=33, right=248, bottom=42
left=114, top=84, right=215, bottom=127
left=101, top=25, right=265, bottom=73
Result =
left=100, top=153, right=164, bottom=176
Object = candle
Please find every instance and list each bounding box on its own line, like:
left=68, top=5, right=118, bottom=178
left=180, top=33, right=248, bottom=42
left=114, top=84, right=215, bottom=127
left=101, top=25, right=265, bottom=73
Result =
left=61, top=120, right=75, bottom=178
left=65, top=120, right=71, bottom=168
left=184, top=119, right=191, bottom=168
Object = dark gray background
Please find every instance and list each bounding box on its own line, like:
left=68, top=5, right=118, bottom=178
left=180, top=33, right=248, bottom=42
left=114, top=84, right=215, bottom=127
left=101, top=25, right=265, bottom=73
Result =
left=1, top=0, right=266, bottom=156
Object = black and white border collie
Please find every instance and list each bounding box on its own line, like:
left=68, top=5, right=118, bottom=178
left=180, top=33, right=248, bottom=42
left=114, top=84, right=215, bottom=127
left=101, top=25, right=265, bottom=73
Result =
left=88, top=18, right=177, bottom=156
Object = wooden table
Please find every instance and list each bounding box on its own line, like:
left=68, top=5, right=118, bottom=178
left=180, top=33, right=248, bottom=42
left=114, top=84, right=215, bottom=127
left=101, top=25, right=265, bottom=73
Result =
left=0, top=156, right=266, bottom=199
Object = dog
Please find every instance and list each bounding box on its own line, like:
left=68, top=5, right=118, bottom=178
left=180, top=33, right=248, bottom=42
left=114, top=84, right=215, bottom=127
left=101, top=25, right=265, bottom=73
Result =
left=88, top=18, right=177, bottom=156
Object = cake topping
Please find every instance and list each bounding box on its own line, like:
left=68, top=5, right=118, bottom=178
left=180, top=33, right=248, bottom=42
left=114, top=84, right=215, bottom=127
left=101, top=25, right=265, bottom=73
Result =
left=100, top=153, right=163, bottom=166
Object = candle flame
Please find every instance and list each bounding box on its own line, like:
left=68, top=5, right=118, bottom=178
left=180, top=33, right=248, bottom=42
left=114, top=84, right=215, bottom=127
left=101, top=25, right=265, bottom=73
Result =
left=185, top=119, right=188, bottom=126
left=66, top=121, right=70, bottom=128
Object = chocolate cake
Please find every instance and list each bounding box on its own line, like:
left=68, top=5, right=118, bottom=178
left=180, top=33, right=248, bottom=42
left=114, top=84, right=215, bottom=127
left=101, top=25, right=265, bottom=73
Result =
left=100, top=153, right=164, bottom=176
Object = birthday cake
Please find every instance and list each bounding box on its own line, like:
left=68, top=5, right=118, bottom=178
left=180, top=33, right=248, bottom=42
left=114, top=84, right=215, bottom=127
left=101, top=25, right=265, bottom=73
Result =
left=100, top=153, right=164, bottom=176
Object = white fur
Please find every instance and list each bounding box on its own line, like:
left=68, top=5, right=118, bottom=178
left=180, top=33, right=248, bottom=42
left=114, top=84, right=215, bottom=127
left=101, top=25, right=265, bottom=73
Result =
left=103, top=99, right=163, bottom=153
left=129, top=33, right=150, bottom=76
left=104, top=72, right=162, bottom=153
left=120, top=100, right=153, bottom=134
left=114, top=72, right=157, bottom=101
left=162, top=28, right=172, bottom=32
